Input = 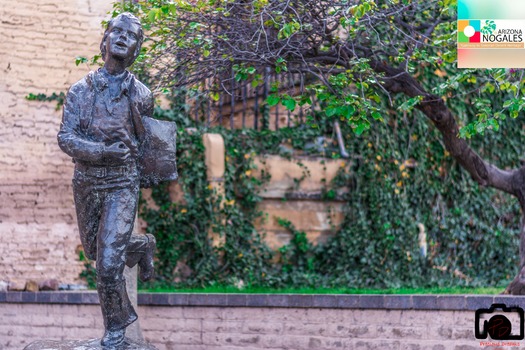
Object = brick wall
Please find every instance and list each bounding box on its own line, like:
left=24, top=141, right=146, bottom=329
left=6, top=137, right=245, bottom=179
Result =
left=1, top=293, right=518, bottom=350
left=0, top=0, right=113, bottom=284
left=0, top=0, right=349, bottom=287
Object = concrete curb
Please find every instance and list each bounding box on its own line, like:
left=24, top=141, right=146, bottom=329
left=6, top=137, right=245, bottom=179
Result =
left=1, top=292, right=522, bottom=310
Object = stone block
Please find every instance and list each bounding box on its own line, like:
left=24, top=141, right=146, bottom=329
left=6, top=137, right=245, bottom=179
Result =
left=202, top=133, right=225, bottom=180
left=242, top=321, right=283, bottom=334
left=325, top=324, right=371, bottom=338
left=25, top=280, right=39, bottom=292
left=436, top=295, right=466, bottom=310
left=384, top=295, right=412, bottom=309
left=253, top=155, right=350, bottom=198
left=8, top=280, right=26, bottom=291
left=202, top=320, right=244, bottom=333
left=465, top=296, right=494, bottom=311
left=412, top=295, right=438, bottom=310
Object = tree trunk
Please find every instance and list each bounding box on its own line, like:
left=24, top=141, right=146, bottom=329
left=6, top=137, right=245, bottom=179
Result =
left=371, top=61, right=525, bottom=294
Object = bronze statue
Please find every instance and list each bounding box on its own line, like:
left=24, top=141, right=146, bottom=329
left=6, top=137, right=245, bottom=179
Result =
left=58, top=13, right=177, bottom=347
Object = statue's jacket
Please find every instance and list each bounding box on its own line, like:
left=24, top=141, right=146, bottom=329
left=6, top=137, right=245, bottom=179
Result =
left=58, top=70, right=178, bottom=188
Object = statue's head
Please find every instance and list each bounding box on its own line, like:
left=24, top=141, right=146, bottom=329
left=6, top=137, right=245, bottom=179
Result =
left=100, top=12, right=143, bottom=67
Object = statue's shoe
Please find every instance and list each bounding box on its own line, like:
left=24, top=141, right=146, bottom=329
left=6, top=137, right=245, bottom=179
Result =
left=101, top=328, right=126, bottom=347
left=139, top=234, right=156, bottom=282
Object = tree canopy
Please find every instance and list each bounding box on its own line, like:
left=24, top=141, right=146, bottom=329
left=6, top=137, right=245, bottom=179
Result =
left=117, top=0, right=525, bottom=137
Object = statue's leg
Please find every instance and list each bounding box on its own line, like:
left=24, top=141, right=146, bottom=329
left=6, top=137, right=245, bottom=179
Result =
left=126, top=233, right=157, bottom=281
left=72, top=178, right=100, bottom=260
left=96, top=182, right=139, bottom=346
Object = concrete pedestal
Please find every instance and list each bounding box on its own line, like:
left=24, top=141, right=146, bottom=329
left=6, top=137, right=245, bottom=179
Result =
left=24, top=338, right=157, bottom=350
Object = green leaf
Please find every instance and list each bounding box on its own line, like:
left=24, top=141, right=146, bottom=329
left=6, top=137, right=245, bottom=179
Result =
left=475, top=122, right=486, bottom=134
left=210, top=92, right=220, bottom=102
left=354, top=123, right=367, bottom=135
left=398, top=96, right=423, bottom=112
left=148, top=9, right=158, bottom=22
left=299, top=95, right=312, bottom=106
left=282, top=97, right=296, bottom=111
left=488, top=118, right=500, bottom=131
left=371, top=111, right=383, bottom=121
left=325, top=107, right=338, bottom=117
left=189, top=22, right=202, bottom=30
left=75, top=56, right=88, bottom=66
left=267, top=95, right=280, bottom=106
left=503, top=99, right=513, bottom=108
left=341, top=105, right=356, bottom=118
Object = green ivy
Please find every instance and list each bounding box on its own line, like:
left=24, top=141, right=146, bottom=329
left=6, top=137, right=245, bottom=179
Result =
left=136, top=103, right=522, bottom=290
left=26, top=92, right=66, bottom=111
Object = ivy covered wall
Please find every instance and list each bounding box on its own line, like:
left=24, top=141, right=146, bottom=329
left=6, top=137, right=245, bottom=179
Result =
left=135, top=106, right=523, bottom=290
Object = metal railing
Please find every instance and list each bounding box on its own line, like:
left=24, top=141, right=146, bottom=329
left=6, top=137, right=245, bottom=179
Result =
left=186, top=67, right=349, bottom=157
left=189, top=68, right=312, bottom=130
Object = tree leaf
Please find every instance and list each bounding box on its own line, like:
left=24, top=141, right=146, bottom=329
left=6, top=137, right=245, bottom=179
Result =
left=267, top=95, right=280, bottom=106
left=282, top=97, right=296, bottom=111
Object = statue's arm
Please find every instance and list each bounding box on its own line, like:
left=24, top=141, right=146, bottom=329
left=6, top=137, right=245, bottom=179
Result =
left=131, top=81, right=154, bottom=141
left=57, top=86, right=105, bottom=163
left=141, top=90, right=154, bottom=121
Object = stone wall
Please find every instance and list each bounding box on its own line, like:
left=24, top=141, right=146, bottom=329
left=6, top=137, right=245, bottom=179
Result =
left=1, top=292, right=519, bottom=350
left=199, top=135, right=348, bottom=249
left=253, top=155, right=348, bottom=249
left=0, top=0, right=113, bottom=284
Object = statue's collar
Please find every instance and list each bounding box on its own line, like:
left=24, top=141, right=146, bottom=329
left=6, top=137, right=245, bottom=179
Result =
left=92, top=68, right=133, bottom=96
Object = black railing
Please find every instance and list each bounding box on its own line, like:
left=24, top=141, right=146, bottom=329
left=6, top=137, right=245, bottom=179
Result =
left=186, top=67, right=349, bottom=158
left=189, top=68, right=312, bottom=130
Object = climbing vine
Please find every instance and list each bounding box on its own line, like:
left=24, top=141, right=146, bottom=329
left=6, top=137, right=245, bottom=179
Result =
left=137, top=103, right=523, bottom=290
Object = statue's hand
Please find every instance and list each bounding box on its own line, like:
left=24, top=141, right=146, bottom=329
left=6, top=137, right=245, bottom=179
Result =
left=104, top=141, right=130, bottom=163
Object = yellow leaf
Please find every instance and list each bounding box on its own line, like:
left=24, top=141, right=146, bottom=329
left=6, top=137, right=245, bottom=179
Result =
left=434, top=69, right=447, bottom=78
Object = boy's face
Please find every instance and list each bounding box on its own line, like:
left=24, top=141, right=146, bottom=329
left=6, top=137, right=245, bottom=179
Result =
left=104, top=18, right=141, bottom=64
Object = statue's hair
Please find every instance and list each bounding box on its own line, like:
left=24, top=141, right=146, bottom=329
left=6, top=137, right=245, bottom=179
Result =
left=100, top=12, right=143, bottom=67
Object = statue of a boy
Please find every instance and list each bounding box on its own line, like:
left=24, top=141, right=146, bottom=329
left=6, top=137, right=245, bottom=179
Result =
left=58, top=13, right=177, bottom=347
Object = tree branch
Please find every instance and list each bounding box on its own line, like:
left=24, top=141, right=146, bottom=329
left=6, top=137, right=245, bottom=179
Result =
left=370, top=60, right=518, bottom=196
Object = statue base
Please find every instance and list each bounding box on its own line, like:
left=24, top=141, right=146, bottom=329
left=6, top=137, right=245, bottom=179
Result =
left=24, top=338, right=158, bottom=350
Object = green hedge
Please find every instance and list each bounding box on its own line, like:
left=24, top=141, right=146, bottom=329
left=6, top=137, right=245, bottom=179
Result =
left=137, top=106, right=522, bottom=290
